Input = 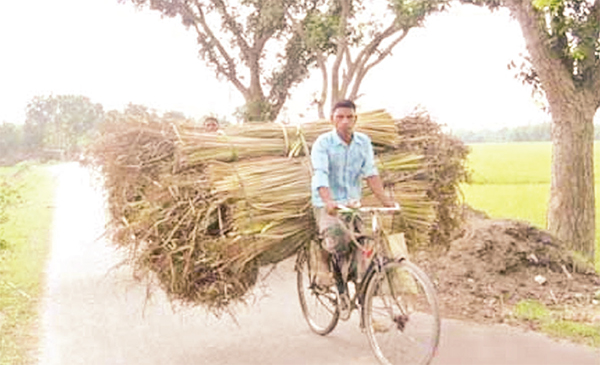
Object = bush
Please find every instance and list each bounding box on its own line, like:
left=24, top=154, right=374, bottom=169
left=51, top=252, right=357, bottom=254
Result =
left=0, top=174, right=21, bottom=248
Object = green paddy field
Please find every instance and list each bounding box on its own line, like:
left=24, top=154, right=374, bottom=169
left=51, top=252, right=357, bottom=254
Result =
left=463, top=142, right=600, bottom=271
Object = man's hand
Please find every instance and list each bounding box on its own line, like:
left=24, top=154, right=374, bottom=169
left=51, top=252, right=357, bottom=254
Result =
left=325, top=200, right=338, bottom=216
left=317, top=187, right=339, bottom=216
left=382, top=198, right=397, bottom=208
left=366, top=175, right=397, bottom=208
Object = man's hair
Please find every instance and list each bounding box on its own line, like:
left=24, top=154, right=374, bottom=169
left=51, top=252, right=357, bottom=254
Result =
left=331, top=99, right=356, bottom=114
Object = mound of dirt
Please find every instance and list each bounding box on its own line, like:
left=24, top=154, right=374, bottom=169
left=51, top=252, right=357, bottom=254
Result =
left=415, top=208, right=600, bottom=325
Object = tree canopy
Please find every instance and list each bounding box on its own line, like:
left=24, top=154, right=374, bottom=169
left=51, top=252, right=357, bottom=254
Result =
left=290, top=0, right=448, bottom=117
left=24, top=95, right=104, bottom=156
left=124, top=0, right=316, bottom=121
left=0, top=122, right=23, bottom=164
left=124, top=0, right=449, bottom=121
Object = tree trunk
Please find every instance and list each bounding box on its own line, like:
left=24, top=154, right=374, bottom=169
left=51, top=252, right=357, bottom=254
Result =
left=245, top=55, right=267, bottom=122
left=506, top=0, right=597, bottom=268
left=548, top=94, right=596, bottom=265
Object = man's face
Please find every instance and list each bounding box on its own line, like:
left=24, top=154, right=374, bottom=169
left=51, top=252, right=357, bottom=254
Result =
left=204, top=120, right=219, bottom=132
left=332, top=107, right=357, bottom=136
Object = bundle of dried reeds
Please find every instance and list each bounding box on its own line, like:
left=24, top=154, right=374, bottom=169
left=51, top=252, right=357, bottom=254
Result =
left=395, top=110, right=471, bottom=247
left=218, top=109, right=399, bottom=153
left=89, top=110, right=436, bottom=314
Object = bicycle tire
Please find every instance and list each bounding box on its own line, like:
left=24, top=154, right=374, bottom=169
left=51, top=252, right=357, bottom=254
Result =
left=362, top=259, right=440, bottom=365
left=296, top=247, right=340, bottom=335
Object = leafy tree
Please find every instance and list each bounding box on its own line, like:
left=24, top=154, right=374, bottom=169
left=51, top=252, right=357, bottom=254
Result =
left=288, top=0, right=448, bottom=117
left=464, top=0, right=600, bottom=266
left=0, top=122, right=23, bottom=164
left=124, top=0, right=318, bottom=122
left=24, top=95, right=104, bottom=156
left=122, top=103, right=160, bottom=121
left=123, top=0, right=448, bottom=121
left=24, top=96, right=55, bottom=152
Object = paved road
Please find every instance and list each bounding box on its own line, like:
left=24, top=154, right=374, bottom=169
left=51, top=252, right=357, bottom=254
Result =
left=37, top=164, right=600, bottom=365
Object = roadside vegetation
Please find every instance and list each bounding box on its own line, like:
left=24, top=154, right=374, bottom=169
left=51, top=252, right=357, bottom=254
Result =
left=513, top=299, right=600, bottom=347
left=0, top=163, right=56, bottom=365
left=463, top=142, right=600, bottom=347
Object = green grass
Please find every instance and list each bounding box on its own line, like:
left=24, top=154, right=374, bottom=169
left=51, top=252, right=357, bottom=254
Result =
left=463, top=142, right=600, bottom=272
left=467, top=142, right=552, bottom=185
left=513, top=299, right=600, bottom=347
left=463, top=183, right=549, bottom=225
left=0, top=164, right=57, bottom=365
left=542, top=321, right=600, bottom=348
left=514, top=299, right=552, bottom=321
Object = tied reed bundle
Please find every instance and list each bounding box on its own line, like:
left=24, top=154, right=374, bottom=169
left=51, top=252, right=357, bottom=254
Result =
left=395, top=110, right=471, bottom=247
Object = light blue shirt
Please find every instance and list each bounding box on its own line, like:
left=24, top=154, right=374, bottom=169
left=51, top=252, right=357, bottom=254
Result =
left=311, top=130, right=378, bottom=207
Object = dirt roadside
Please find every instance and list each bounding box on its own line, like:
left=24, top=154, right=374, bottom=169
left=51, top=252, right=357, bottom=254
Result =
left=413, top=207, right=600, bottom=342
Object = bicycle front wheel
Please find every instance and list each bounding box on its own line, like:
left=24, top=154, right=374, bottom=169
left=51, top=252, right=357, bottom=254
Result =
left=363, top=259, right=440, bottom=365
left=296, top=248, right=339, bottom=335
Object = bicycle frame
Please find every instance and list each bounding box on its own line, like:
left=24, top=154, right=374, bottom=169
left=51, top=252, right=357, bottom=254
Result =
left=335, top=205, right=403, bottom=314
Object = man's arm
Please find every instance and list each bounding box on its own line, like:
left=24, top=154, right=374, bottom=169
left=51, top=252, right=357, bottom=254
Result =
left=317, top=186, right=338, bottom=215
left=360, top=135, right=394, bottom=207
left=366, top=175, right=395, bottom=207
left=312, top=135, right=338, bottom=216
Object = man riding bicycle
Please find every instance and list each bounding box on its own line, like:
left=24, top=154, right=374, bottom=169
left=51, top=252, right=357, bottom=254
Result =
left=311, top=99, right=396, bottom=318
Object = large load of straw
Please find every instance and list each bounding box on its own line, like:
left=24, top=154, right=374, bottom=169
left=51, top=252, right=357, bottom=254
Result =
left=90, top=110, right=439, bottom=314
left=395, top=110, right=471, bottom=247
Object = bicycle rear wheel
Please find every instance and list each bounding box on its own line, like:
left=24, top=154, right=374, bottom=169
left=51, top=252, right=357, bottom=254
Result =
left=296, top=248, right=339, bottom=335
left=363, top=259, right=440, bottom=365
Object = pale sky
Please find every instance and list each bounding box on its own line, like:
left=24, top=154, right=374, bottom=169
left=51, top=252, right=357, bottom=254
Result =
left=0, top=0, right=555, bottom=130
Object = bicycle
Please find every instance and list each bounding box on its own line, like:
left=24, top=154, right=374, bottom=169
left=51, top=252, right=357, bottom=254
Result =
left=295, top=204, right=440, bottom=365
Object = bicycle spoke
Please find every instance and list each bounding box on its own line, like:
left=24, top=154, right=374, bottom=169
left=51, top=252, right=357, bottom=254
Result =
left=297, top=249, right=339, bottom=335
left=312, top=291, right=337, bottom=313
left=363, top=260, right=440, bottom=365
